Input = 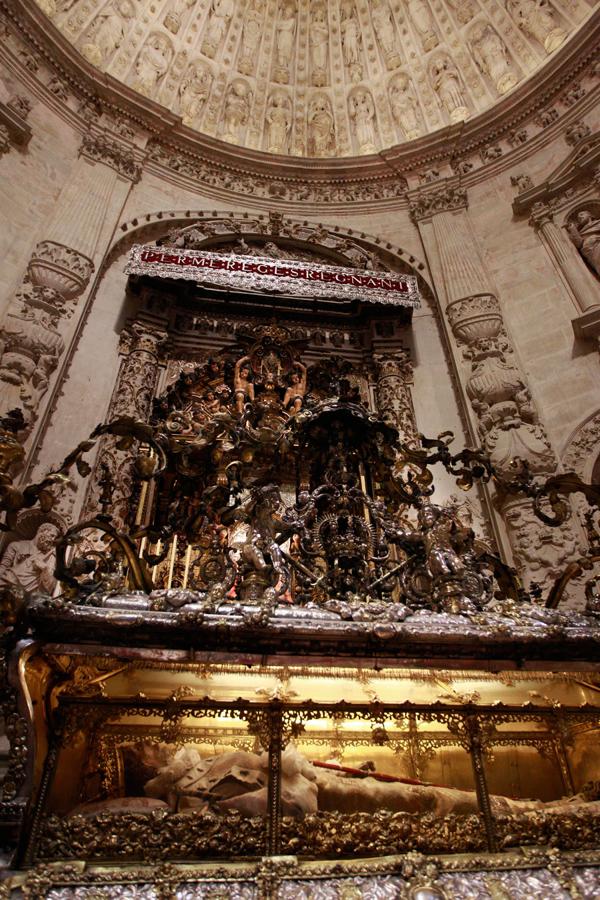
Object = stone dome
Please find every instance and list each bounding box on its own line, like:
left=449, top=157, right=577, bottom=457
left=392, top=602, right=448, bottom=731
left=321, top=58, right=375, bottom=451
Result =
left=37, top=0, right=591, bottom=157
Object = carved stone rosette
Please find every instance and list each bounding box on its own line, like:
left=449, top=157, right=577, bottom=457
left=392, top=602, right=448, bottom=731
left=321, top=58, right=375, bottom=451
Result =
left=81, top=321, right=168, bottom=528
left=373, top=350, right=418, bottom=442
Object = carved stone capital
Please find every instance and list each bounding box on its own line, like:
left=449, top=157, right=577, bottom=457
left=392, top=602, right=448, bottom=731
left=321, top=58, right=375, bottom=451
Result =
left=373, top=349, right=413, bottom=382
left=446, top=293, right=502, bottom=344
left=27, top=241, right=94, bottom=302
left=79, top=132, right=141, bottom=182
left=528, top=202, right=553, bottom=230
left=409, top=185, right=468, bottom=223
left=120, top=321, right=169, bottom=358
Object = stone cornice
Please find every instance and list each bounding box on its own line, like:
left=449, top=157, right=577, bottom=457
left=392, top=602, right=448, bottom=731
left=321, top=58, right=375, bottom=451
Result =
left=512, top=132, right=600, bottom=217
left=1, top=0, right=600, bottom=206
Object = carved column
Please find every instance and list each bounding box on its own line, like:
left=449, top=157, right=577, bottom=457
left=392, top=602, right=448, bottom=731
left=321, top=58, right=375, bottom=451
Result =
left=529, top=202, right=600, bottom=314
left=81, top=322, right=167, bottom=529
left=0, top=130, right=140, bottom=438
left=373, top=349, right=418, bottom=442
left=409, top=183, right=582, bottom=596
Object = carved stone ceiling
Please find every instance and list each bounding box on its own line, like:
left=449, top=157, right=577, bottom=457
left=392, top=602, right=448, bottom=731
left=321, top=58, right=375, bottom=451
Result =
left=39, top=0, right=592, bottom=157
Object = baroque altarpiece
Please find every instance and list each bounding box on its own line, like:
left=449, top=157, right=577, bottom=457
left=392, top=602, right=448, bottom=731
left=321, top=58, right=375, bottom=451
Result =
left=0, top=223, right=600, bottom=898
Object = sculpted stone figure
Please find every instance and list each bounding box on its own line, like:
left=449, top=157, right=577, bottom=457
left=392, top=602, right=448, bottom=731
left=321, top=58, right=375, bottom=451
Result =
left=371, top=0, right=401, bottom=69
left=389, top=73, right=422, bottom=140
left=349, top=88, right=376, bottom=155
left=408, top=0, right=439, bottom=51
left=266, top=91, right=292, bottom=154
left=430, top=54, right=469, bottom=123
left=201, top=0, right=234, bottom=58
left=506, top=0, right=566, bottom=53
left=0, top=300, right=64, bottom=425
left=178, top=60, right=212, bottom=127
left=307, top=93, right=335, bottom=155
left=163, top=0, right=195, bottom=34
left=221, top=79, right=252, bottom=143
left=340, top=1, right=362, bottom=82
left=470, top=22, right=517, bottom=95
left=274, top=0, right=296, bottom=82
left=0, top=523, right=60, bottom=595
left=80, top=0, right=135, bottom=66
left=238, top=0, right=263, bottom=75
left=133, top=32, right=173, bottom=97
left=567, top=210, right=600, bottom=278
left=310, top=2, right=329, bottom=86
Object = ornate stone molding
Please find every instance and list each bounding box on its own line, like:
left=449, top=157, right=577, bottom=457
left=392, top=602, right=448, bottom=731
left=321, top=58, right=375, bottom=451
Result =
left=408, top=185, right=468, bottom=222
left=0, top=0, right=599, bottom=207
left=80, top=132, right=141, bottom=182
left=27, top=240, right=94, bottom=301
left=0, top=94, right=32, bottom=157
left=561, top=410, right=600, bottom=481
left=373, top=350, right=418, bottom=442
left=81, top=321, right=168, bottom=528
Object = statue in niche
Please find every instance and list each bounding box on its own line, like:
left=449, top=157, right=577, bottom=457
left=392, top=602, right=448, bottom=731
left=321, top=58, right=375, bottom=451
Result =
left=163, top=0, right=195, bottom=35
left=221, top=78, right=252, bottom=143
left=238, top=0, right=263, bottom=75
left=307, top=93, right=335, bottom=155
left=80, top=0, right=135, bottom=66
left=349, top=87, right=376, bottom=154
left=266, top=91, right=292, bottom=154
left=178, top=60, right=212, bottom=127
left=310, top=1, right=328, bottom=86
left=371, top=0, right=401, bottom=69
left=274, top=0, right=296, bottom=83
left=506, top=0, right=566, bottom=53
left=408, top=0, right=439, bottom=52
left=430, top=55, right=469, bottom=123
left=133, top=32, right=173, bottom=97
left=0, top=523, right=60, bottom=595
left=201, top=0, right=234, bottom=59
left=388, top=72, right=421, bottom=140
left=340, top=0, right=362, bottom=82
left=567, top=210, right=600, bottom=279
left=469, top=22, right=517, bottom=95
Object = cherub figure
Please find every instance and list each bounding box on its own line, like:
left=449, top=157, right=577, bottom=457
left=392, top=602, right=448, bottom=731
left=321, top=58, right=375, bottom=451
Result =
left=283, top=363, right=307, bottom=414
left=234, top=355, right=255, bottom=414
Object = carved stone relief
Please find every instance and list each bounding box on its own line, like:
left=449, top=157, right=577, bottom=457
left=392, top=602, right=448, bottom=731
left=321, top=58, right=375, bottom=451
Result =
left=506, top=0, right=566, bottom=53
left=132, top=32, right=173, bottom=98
left=309, top=1, right=329, bottom=86
left=429, top=54, right=469, bottom=123
left=349, top=87, right=377, bottom=155
left=469, top=22, right=518, bottom=95
left=307, top=93, right=335, bottom=156
left=238, top=0, right=263, bottom=76
left=27, top=0, right=591, bottom=157
left=266, top=90, right=292, bottom=154
left=201, top=0, right=234, bottom=59
left=389, top=73, right=422, bottom=140
left=80, top=0, right=135, bottom=66
left=221, top=78, right=253, bottom=143
left=178, top=60, right=213, bottom=128
left=274, top=0, right=296, bottom=84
